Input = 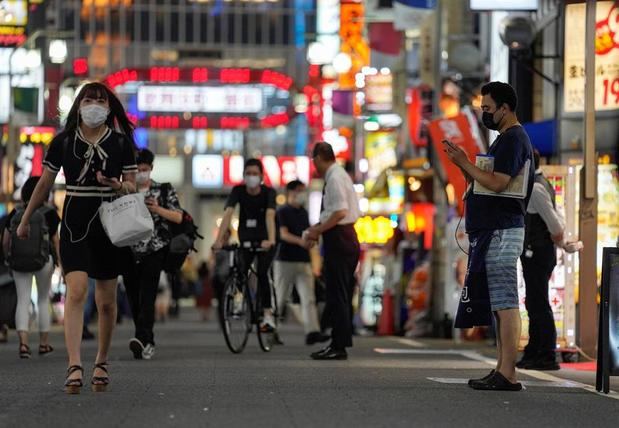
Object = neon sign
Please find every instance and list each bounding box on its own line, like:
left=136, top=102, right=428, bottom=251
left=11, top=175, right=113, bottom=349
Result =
left=103, top=67, right=295, bottom=129
left=137, top=85, right=264, bottom=113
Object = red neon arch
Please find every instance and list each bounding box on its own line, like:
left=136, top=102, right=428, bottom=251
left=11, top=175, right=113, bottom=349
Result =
left=103, top=67, right=294, bottom=92
left=102, top=67, right=296, bottom=129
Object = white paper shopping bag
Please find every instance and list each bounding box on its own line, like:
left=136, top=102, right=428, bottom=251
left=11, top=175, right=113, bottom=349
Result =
left=98, top=193, right=154, bottom=247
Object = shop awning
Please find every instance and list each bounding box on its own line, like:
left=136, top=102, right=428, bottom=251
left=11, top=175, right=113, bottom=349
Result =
left=523, top=119, right=556, bottom=156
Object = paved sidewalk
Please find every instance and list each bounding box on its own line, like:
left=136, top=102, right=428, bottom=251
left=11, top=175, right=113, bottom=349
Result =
left=1, top=311, right=618, bottom=427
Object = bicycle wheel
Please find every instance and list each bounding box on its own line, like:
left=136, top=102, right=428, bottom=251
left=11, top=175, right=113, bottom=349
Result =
left=221, top=275, right=250, bottom=354
left=256, top=276, right=278, bottom=353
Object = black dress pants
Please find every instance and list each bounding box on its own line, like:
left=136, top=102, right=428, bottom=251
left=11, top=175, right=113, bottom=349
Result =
left=521, top=243, right=557, bottom=361
left=123, top=248, right=167, bottom=346
left=323, top=225, right=360, bottom=350
left=240, top=248, right=275, bottom=309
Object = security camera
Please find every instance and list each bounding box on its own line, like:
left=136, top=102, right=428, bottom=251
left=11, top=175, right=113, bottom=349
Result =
left=499, top=15, right=536, bottom=50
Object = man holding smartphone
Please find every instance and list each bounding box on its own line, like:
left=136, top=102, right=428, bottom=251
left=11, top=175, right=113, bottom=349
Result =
left=122, top=149, right=183, bottom=360
left=444, top=82, right=534, bottom=391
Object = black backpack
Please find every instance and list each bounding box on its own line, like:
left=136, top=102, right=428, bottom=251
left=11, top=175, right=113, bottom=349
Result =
left=7, top=206, right=51, bottom=272
left=160, top=183, right=203, bottom=273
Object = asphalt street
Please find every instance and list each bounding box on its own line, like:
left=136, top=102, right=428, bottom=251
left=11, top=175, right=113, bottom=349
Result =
left=1, top=309, right=618, bottom=428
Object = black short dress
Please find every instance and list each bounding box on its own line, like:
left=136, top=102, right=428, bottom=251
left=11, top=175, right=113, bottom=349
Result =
left=43, top=127, right=138, bottom=280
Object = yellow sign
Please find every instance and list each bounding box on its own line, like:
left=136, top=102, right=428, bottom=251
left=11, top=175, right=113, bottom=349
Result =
left=19, top=127, right=55, bottom=145
left=354, top=215, right=395, bottom=244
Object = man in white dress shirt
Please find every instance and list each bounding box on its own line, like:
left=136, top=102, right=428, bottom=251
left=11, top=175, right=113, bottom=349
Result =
left=305, top=142, right=360, bottom=360
left=518, top=150, right=580, bottom=370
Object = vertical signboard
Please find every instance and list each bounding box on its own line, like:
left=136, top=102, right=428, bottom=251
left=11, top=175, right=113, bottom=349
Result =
left=13, top=127, right=54, bottom=199
left=0, top=0, right=28, bottom=47
left=564, top=2, right=619, bottom=112
left=339, top=1, right=369, bottom=90
left=597, top=247, right=619, bottom=394
left=316, top=0, right=341, bottom=64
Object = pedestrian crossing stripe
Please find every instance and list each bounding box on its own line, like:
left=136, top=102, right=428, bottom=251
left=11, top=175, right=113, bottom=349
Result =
left=373, top=347, right=619, bottom=400
left=427, top=377, right=582, bottom=389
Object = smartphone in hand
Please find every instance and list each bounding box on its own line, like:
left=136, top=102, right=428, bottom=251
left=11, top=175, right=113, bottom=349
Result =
left=442, top=140, right=457, bottom=150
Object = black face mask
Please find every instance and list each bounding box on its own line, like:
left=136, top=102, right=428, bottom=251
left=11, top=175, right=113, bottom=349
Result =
left=482, top=111, right=502, bottom=130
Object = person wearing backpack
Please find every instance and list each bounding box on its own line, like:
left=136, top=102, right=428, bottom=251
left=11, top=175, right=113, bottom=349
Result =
left=2, top=176, right=60, bottom=359
left=122, top=149, right=183, bottom=360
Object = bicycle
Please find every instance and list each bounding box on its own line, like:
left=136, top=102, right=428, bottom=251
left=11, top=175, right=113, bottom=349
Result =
left=219, top=243, right=279, bottom=354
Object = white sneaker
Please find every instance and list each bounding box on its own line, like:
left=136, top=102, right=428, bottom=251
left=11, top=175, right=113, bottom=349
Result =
left=142, top=344, right=155, bottom=360
left=260, top=314, right=276, bottom=332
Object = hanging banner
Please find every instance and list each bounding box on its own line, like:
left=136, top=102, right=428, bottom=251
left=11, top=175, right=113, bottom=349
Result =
left=564, top=2, right=619, bottom=112
left=428, top=114, right=479, bottom=214
left=393, top=0, right=436, bottom=31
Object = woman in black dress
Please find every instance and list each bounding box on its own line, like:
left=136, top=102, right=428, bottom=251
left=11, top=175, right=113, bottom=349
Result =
left=16, top=82, right=138, bottom=393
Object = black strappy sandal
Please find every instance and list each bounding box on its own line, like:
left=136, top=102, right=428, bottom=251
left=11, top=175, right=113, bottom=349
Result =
left=19, top=343, right=31, bottom=359
left=91, top=362, right=109, bottom=392
left=39, top=344, right=54, bottom=356
left=64, top=365, right=84, bottom=394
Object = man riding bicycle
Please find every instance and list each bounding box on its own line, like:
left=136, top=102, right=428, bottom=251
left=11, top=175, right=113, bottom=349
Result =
left=213, top=158, right=277, bottom=332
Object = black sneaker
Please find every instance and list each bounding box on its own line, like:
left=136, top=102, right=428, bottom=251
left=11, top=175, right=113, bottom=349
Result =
left=470, top=371, right=522, bottom=391
left=310, top=346, right=347, bottom=360
left=129, top=338, right=145, bottom=360
left=467, top=370, right=495, bottom=386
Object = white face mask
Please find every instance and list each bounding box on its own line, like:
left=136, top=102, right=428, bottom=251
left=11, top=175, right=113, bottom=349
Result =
left=244, top=175, right=261, bottom=189
left=80, top=104, right=109, bottom=128
left=295, top=192, right=308, bottom=205
left=136, top=171, right=151, bottom=185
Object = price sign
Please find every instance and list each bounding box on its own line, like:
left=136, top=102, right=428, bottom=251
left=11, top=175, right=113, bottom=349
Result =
left=564, top=2, right=619, bottom=112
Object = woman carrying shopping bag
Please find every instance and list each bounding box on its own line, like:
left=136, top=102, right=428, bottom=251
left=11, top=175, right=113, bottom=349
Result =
left=2, top=176, right=60, bottom=359
left=16, top=82, right=138, bottom=394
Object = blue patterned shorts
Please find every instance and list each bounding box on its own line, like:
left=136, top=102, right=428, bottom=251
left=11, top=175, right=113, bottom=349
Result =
left=485, top=228, right=524, bottom=311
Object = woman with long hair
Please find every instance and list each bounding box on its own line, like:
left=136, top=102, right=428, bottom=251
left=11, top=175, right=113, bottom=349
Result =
left=16, top=82, right=138, bottom=394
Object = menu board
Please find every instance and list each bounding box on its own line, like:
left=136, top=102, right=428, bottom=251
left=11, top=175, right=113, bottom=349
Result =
left=597, top=248, right=619, bottom=394
left=609, top=252, right=619, bottom=373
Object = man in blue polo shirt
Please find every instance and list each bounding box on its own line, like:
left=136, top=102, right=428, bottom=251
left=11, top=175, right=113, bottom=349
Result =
left=444, top=82, right=534, bottom=391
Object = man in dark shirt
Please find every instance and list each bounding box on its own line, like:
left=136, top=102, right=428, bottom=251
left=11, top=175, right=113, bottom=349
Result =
left=275, top=180, right=328, bottom=345
left=444, top=81, right=534, bottom=391
left=123, top=149, right=183, bottom=360
left=213, top=158, right=277, bottom=332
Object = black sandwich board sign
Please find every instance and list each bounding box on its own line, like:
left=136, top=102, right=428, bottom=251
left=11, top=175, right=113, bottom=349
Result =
left=596, top=247, right=619, bottom=394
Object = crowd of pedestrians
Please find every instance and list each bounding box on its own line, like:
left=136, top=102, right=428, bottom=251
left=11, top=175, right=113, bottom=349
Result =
left=0, top=79, right=575, bottom=394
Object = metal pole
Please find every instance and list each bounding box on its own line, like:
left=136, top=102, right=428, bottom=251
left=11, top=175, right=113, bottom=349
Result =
left=577, top=0, right=598, bottom=358
left=430, top=0, right=447, bottom=332
left=431, top=0, right=443, bottom=118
